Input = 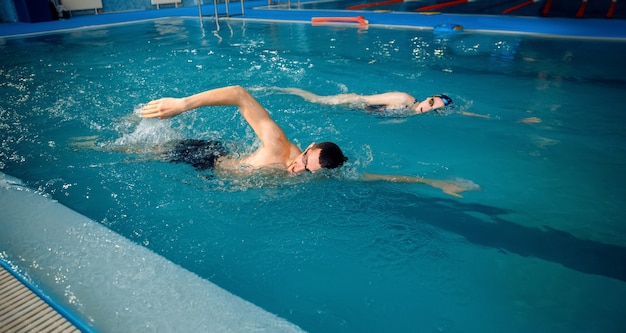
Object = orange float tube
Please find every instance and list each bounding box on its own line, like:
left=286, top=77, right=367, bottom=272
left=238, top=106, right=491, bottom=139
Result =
left=311, top=16, right=369, bottom=26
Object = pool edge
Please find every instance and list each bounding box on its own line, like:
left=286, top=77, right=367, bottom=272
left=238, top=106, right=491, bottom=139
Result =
left=0, top=171, right=304, bottom=333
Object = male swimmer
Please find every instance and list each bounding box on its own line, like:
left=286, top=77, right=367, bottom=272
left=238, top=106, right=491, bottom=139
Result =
left=140, top=85, right=347, bottom=174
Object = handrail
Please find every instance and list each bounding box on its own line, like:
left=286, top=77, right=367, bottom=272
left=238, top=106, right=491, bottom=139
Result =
left=198, top=0, right=203, bottom=27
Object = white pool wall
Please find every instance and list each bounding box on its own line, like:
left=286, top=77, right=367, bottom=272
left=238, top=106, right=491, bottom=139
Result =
left=0, top=171, right=303, bottom=332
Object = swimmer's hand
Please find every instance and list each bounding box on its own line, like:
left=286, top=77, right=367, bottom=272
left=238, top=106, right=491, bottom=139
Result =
left=422, top=178, right=481, bottom=198
left=141, top=98, right=187, bottom=119
left=519, top=117, right=542, bottom=124
left=362, top=173, right=481, bottom=198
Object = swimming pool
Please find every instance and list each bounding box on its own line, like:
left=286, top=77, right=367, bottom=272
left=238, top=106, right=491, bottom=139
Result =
left=1, top=17, right=626, bottom=332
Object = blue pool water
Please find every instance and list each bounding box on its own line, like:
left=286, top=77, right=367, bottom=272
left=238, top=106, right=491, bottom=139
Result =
left=1, top=18, right=626, bottom=332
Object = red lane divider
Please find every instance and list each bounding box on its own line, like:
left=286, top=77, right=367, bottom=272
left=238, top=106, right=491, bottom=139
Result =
left=415, top=0, right=468, bottom=12
left=346, top=0, right=403, bottom=10
left=502, top=0, right=537, bottom=15
left=606, top=0, right=617, bottom=18
left=576, top=0, right=588, bottom=17
left=542, top=0, right=552, bottom=16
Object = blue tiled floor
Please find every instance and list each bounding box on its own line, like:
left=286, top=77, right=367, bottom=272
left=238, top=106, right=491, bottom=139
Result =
left=1, top=1, right=626, bottom=39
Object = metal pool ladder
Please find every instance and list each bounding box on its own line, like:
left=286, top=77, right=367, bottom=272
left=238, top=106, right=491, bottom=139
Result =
left=223, top=0, right=245, bottom=17
left=198, top=0, right=245, bottom=27
left=0, top=265, right=82, bottom=333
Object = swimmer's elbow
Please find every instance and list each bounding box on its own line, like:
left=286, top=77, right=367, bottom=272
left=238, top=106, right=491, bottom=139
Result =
left=229, top=85, right=246, bottom=93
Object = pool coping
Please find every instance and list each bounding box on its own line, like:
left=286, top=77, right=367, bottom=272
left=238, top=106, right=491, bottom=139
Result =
left=1, top=1, right=626, bottom=40
left=0, top=171, right=304, bottom=332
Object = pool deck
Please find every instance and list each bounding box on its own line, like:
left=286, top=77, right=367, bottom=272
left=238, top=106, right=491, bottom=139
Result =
left=0, top=262, right=89, bottom=333
left=1, top=0, right=626, bottom=40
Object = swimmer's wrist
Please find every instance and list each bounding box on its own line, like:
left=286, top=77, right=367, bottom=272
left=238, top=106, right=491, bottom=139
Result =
left=181, top=97, right=194, bottom=112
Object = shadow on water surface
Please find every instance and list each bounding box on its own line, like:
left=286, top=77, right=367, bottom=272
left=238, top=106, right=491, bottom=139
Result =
left=366, top=186, right=626, bottom=283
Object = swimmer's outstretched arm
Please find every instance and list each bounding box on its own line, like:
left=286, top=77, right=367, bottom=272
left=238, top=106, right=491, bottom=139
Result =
left=142, top=85, right=264, bottom=119
left=362, top=172, right=481, bottom=198
left=277, top=88, right=414, bottom=108
left=141, top=85, right=291, bottom=153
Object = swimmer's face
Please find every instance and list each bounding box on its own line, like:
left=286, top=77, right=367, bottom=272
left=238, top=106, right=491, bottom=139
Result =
left=287, top=143, right=322, bottom=174
left=416, top=96, right=446, bottom=113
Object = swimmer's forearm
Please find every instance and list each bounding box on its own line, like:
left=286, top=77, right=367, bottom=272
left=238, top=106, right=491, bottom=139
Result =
left=362, top=173, right=428, bottom=184
left=183, top=85, right=250, bottom=110
left=460, top=111, right=490, bottom=118
left=142, top=86, right=254, bottom=119
left=362, top=172, right=474, bottom=198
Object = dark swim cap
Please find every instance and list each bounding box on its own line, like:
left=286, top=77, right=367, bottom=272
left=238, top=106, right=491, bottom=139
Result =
left=435, top=94, right=454, bottom=106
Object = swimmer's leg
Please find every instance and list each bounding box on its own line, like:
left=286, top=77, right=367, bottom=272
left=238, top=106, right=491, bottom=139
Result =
left=68, top=135, right=136, bottom=153
left=68, top=135, right=103, bottom=151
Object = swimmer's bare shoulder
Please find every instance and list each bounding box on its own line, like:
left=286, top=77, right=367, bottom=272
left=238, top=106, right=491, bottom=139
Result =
left=215, top=156, right=285, bottom=175
left=215, top=156, right=242, bottom=171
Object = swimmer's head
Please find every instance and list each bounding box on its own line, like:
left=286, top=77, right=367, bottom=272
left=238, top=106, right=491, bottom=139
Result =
left=317, top=142, right=348, bottom=170
left=288, top=142, right=348, bottom=174
left=415, top=94, right=454, bottom=114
